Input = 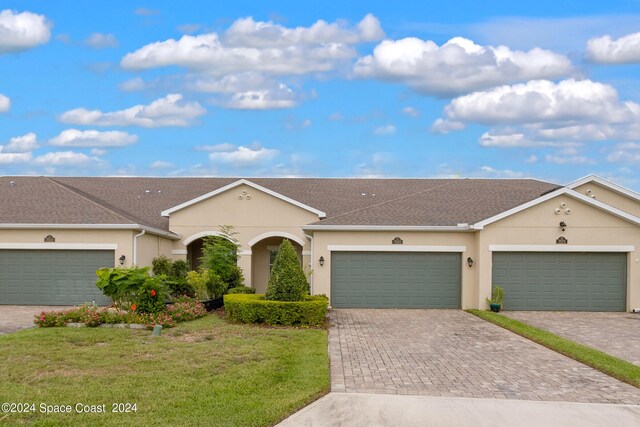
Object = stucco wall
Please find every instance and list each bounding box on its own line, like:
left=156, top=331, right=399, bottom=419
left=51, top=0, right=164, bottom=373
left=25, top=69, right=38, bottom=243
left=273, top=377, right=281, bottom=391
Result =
left=573, top=182, right=640, bottom=217
left=478, top=195, right=640, bottom=310
left=135, top=232, right=176, bottom=268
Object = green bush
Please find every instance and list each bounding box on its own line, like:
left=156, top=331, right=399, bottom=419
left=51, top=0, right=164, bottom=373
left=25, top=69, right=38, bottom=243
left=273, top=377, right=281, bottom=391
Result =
left=266, top=239, right=308, bottom=302
left=227, top=286, right=256, bottom=294
left=170, top=260, right=190, bottom=278
left=224, top=294, right=328, bottom=326
left=95, top=266, right=149, bottom=308
left=134, top=277, right=169, bottom=314
left=151, top=255, right=173, bottom=276
left=200, top=226, right=245, bottom=289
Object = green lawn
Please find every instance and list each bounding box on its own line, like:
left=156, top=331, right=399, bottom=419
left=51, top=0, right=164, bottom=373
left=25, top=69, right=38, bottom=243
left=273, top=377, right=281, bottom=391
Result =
left=0, top=314, right=329, bottom=427
left=467, top=309, right=640, bottom=388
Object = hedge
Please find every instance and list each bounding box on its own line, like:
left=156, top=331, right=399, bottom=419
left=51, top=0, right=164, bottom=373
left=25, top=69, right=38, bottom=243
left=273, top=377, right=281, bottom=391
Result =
left=224, top=294, right=328, bottom=326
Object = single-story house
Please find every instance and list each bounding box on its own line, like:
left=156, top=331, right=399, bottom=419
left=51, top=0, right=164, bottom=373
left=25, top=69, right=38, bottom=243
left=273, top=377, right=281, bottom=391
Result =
left=1, top=175, right=639, bottom=311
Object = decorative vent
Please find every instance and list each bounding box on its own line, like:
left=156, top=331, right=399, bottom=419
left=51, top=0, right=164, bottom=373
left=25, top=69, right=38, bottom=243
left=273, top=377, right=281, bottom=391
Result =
left=392, top=237, right=403, bottom=245
left=44, top=235, right=55, bottom=243
left=556, top=236, right=568, bottom=244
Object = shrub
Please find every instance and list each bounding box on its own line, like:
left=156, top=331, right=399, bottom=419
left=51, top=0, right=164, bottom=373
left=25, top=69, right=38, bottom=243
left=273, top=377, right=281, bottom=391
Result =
left=224, top=294, right=328, bottom=326
left=171, top=260, right=190, bottom=278
left=486, top=286, right=505, bottom=305
left=266, top=239, right=308, bottom=302
left=227, top=286, right=256, bottom=294
left=96, top=266, right=149, bottom=308
left=151, top=255, right=173, bottom=276
left=134, top=277, right=169, bottom=314
left=200, top=225, right=245, bottom=289
left=186, top=270, right=210, bottom=300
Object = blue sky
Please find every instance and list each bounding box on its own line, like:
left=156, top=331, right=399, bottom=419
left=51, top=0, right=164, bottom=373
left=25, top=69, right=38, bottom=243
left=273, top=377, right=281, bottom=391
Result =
left=1, top=1, right=640, bottom=189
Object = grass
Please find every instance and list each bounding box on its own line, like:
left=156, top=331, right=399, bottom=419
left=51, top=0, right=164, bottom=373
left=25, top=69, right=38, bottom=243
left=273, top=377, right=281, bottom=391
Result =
left=0, top=313, right=329, bottom=427
left=467, top=309, right=640, bottom=388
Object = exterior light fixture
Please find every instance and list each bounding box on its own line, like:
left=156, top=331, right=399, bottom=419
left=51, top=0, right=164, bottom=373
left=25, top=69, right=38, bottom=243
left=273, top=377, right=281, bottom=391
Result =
left=559, top=221, right=567, bottom=231
left=319, top=256, right=325, bottom=267
left=467, top=257, right=474, bottom=267
left=119, top=255, right=126, bottom=266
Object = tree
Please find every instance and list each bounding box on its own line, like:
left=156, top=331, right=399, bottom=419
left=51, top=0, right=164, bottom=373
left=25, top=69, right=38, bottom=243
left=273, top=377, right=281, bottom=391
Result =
left=200, top=225, right=244, bottom=289
left=266, top=239, right=308, bottom=301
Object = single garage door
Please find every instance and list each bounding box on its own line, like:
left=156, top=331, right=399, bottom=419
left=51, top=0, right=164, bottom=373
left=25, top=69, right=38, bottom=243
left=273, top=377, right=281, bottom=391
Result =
left=0, top=250, right=114, bottom=305
left=492, top=252, right=627, bottom=311
left=331, top=252, right=461, bottom=308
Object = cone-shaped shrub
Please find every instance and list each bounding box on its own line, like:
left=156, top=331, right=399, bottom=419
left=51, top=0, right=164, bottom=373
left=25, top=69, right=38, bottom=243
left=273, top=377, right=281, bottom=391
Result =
left=265, top=239, right=309, bottom=301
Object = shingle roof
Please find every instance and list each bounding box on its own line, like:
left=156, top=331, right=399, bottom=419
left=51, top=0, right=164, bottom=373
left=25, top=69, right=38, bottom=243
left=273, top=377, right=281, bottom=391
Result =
left=0, top=176, right=559, bottom=230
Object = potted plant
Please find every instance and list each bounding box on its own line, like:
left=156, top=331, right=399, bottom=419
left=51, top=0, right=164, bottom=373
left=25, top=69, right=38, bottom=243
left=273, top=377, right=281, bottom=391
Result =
left=486, top=286, right=505, bottom=312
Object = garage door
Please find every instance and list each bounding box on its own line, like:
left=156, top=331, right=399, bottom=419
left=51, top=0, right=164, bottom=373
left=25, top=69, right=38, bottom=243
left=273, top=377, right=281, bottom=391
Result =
left=331, top=252, right=461, bottom=308
left=492, top=252, right=626, bottom=311
left=0, top=250, right=114, bottom=305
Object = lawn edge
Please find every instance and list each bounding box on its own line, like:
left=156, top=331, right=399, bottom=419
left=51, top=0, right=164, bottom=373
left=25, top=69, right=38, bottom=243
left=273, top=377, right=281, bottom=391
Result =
left=465, top=309, right=640, bottom=389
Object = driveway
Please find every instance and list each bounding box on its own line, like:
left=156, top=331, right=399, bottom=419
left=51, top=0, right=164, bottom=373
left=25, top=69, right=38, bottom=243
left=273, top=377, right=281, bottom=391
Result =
left=0, top=305, right=71, bottom=335
left=503, top=311, right=640, bottom=366
left=330, top=309, right=640, bottom=404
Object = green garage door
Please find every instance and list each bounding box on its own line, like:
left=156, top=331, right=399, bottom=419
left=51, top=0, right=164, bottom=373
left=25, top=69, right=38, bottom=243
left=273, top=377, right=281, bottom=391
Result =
left=331, top=252, right=461, bottom=308
left=0, top=250, right=114, bottom=305
left=492, top=252, right=627, bottom=311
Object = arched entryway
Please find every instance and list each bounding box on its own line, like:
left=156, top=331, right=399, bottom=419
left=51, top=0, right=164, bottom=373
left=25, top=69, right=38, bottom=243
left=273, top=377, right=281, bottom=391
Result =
left=249, top=233, right=305, bottom=294
left=183, top=231, right=236, bottom=271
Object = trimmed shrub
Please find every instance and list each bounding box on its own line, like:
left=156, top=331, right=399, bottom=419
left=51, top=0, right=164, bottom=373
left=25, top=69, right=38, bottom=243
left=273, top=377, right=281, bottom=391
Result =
left=227, top=286, right=256, bottom=294
left=266, top=239, right=309, bottom=302
left=224, top=294, right=328, bottom=326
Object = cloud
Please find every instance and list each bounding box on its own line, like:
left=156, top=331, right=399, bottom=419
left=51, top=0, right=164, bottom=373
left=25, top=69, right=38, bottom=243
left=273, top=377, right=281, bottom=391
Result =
left=84, top=33, right=118, bottom=49
left=224, top=84, right=296, bottom=109
left=2, top=132, right=38, bottom=152
left=586, top=31, right=640, bottom=64
left=479, top=166, right=525, bottom=178
left=177, top=23, right=201, bottom=34
left=149, top=160, right=174, bottom=169
left=607, top=143, right=640, bottom=163
left=354, top=36, right=572, bottom=96
left=121, top=15, right=383, bottom=76
left=59, top=94, right=206, bottom=127
left=118, top=77, right=147, bottom=92
left=401, top=106, right=419, bottom=117
left=0, top=152, right=32, bottom=164
left=195, top=143, right=236, bottom=152
left=0, top=9, right=51, bottom=54
left=208, top=144, right=278, bottom=167
left=544, top=148, right=594, bottom=165
left=373, top=124, right=396, bottom=135
left=49, top=129, right=138, bottom=147
left=0, top=93, right=10, bottom=112
left=33, top=151, right=97, bottom=166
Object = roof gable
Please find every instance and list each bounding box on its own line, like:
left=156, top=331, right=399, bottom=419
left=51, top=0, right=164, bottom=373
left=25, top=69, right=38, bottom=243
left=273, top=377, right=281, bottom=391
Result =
left=568, top=175, right=640, bottom=203
left=160, top=179, right=326, bottom=218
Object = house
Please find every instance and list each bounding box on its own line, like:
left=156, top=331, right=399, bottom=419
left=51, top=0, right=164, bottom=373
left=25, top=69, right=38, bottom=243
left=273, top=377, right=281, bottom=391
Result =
left=1, top=175, right=639, bottom=311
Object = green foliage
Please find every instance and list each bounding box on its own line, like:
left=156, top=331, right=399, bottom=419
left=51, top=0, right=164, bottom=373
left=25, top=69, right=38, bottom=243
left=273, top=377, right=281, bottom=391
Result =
left=486, top=286, right=505, bottom=305
left=134, top=277, right=170, bottom=314
left=170, top=260, right=190, bottom=278
left=186, top=270, right=211, bottom=300
left=227, top=286, right=256, bottom=294
left=95, top=267, right=149, bottom=308
left=224, top=294, right=328, bottom=326
left=200, top=225, right=245, bottom=289
left=151, top=255, right=173, bottom=276
left=163, top=277, right=196, bottom=298
left=152, top=256, right=193, bottom=298
left=266, top=239, right=308, bottom=302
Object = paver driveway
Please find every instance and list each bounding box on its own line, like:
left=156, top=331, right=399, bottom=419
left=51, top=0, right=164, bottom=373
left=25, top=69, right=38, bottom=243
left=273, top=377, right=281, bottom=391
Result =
left=503, top=311, right=640, bottom=366
left=329, top=309, right=640, bottom=404
left=0, top=306, right=70, bottom=335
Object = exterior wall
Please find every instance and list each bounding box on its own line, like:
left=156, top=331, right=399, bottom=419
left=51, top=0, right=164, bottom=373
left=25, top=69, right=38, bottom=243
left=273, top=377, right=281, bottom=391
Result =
left=0, top=229, right=134, bottom=268
left=573, top=182, right=640, bottom=217
left=478, top=195, right=640, bottom=311
left=135, top=232, right=175, bottom=268
left=310, top=231, right=477, bottom=308
left=168, top=183, right=318, bottom=287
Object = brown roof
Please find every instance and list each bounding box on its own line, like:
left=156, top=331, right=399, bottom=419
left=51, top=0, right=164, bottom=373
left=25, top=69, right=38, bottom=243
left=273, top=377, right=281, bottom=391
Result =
left=0, top=176, right=559, bottom=230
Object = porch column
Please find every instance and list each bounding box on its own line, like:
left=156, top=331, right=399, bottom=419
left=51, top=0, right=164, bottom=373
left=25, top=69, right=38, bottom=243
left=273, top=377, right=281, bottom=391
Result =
left=238, top=250, right=252, bottom=288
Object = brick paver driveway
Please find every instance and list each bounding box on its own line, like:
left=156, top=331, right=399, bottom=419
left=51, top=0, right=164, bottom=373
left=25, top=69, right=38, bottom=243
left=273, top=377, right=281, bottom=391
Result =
left=503, top=311, right=640, bottom=366
left=330, top=309, right=640, bottom=404
left=0, top=306, right=70, bottom=335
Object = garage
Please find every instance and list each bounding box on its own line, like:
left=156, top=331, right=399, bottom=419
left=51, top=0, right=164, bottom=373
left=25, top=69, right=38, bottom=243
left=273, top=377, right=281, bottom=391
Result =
left=492, top=252, right=627, bottom=311
left=0, top=249, right=114, bottom=305
left=331, top=252, right=461, bottom=308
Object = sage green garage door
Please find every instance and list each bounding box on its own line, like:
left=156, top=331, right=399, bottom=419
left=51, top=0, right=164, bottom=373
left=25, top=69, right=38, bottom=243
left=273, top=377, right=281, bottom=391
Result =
left=0, top=250, right=114, bottom=305
left=493, top=252, right=627, bottom=311
left=331, top=252, right=461, bottom=308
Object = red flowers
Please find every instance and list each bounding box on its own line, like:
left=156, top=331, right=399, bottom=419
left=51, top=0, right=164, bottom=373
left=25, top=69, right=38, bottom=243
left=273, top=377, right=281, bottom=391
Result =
left=131, top=303, right=137, bottom=311
left=151, top=289, right=156, bottom=297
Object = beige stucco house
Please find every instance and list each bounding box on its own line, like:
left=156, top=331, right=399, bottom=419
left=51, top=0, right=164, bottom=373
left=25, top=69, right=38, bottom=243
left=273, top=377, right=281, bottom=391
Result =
left=1, top=175, right=639, bottom=311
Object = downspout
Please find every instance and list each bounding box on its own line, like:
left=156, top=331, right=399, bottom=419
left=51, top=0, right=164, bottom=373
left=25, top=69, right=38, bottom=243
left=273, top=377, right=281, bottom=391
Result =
left=133, top=229, right=146, bottom=266
left=305, top=233, right=314, bottom=295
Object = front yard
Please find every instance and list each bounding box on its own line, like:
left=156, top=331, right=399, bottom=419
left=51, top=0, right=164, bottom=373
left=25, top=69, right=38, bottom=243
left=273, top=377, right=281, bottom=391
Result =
left=0, top=313, right=329, bottom=427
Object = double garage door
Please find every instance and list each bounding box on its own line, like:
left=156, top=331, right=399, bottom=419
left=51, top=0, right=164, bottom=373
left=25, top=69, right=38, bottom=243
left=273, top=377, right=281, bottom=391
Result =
left=493, top=252, right=627, bottom=311
left=0, top=250, right=114, bottom=305
left=331, top=252, right=461, bottom=308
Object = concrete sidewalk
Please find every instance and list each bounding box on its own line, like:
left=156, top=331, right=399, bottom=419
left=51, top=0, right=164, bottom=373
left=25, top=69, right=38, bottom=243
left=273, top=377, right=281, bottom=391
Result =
left=277, top=393, right=640, bottom=427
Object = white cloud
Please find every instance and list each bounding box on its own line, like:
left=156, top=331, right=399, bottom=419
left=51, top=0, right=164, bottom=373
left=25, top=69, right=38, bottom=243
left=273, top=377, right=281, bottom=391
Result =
left=0, top=93, right=10, bottom=112
left=33, top=151, right=97, bottom=166
left=607, top=143, right=640, bottom=163
left=586, top=31, right=640, bottom=64
left=121, top=15, right=382, bottom=76
left=544, top=148, right=594, bottom=165
left=479, top=166, right=525, bottom=178
left=525, top=155, right=538, bottom=164
left=91, top=148, right=107, bottom=156
left=3, top=132, right=38, bottom=152
left=401, top=106, right=419, bottom=117
left=224, top=84, right=296, bottom=109
left=208, top=144, right=278, bottom=167
left=0, top=9, right=51, bottom=54
left=373, top=124, right=396, bottom=135
left=0, top=152, right=32, bottom=164
left=149, top=160, right=174, bottom=169
left=118, top=77, right=147, bottom=92
left=195, top=143, right=236, bottom=152
left=59, top=94, right=206, bottom=127
left=177, top=23, right=201, bottom=34
left=49, top=129, right=138, bottom=147
left=431, top=118, right=465, bottom=134
left=354, top=36, right=572, bottom=96
left=84, top=33, right=118, bottom=49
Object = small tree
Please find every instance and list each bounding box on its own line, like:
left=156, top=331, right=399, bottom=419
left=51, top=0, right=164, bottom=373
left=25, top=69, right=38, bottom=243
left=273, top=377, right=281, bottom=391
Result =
left=266, top=239, right=308, bottom=302
left=200, top=225, right=244, bottom=289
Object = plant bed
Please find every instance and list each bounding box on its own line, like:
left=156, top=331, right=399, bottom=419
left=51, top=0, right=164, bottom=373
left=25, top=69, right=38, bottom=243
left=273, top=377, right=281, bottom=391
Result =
left=224, top=294, right=328, bottom=326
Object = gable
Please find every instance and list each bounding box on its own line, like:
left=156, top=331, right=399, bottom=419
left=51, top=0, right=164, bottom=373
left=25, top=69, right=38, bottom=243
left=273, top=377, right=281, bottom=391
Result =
left=572, top=181, right=640, bottom=218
